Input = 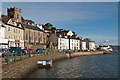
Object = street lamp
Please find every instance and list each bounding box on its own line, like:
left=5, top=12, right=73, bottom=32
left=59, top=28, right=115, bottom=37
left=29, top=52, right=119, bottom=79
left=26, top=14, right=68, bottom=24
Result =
left=68, top=36, right=71, bottom=57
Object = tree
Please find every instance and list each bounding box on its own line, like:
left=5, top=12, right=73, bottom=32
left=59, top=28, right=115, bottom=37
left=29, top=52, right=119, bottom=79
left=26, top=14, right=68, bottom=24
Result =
left=45, top=23, right=53, bottom=29
left=51, top=27, right=56, bottom=30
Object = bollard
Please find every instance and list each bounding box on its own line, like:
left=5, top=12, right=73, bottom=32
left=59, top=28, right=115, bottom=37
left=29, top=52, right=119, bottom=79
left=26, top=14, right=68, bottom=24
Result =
left=37, top=51, right=38, bottom=56
left=40, top=50, right=42, bottom=56
left=55, top=50, right=56, bottom=54
left=25, top=51, right=27, bottom=59
left=7, top=52, right=9, bottom=64
left=20, top=51, right=22, bottom=60
left=33, top=51, right=35, bottom=56
left=61, top=50, right=62, bottom=54
left=46, top=50, right=48, bottom=55
left=14, top=51, right=16, bottom=62
left=50, top=50, right=51, bottom=54
left=29, top=50, right=31, bottom=58
left=44, top=50, right=45, bottom=55
left=52, top=50, right=54, bottom=54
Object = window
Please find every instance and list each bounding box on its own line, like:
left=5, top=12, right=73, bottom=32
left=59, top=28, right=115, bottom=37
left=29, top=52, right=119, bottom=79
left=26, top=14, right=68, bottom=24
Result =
left=16, top=29, right=17, bottom=33
left=8, top=27, right=10, bottom=31
left=16, top=36, right=17, bottom=40
left=19, top=30, right=20, bottom=33
left=14, top=28, right=15, bottom=33
left=19, top=36, right=21, bottom=40
left=14, top=35, right=15, bottom=39
left=40, top=34, right=42, bottom=41
left=26, top=32, right=28, bottom=40
left=10, top=27, right=12, bottom=31
left=31, top=33, right=33, bottom=41
left=36, top=33, right=38, bottom=41
left=8, top=35, right=11, bottom=39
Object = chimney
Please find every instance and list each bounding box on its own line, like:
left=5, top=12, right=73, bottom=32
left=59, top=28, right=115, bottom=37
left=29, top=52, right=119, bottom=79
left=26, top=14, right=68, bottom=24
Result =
left=55, top=30, right=56, bottom=35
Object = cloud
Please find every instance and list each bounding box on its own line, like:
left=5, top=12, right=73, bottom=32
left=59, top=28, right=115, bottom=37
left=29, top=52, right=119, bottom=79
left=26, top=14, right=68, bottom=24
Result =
left=79, top=34, right=118, bottom=45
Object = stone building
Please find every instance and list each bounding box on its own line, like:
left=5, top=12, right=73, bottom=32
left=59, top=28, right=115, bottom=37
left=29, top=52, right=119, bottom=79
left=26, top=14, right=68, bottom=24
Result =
left=7, top=7, right=21, bottom=22
left=21, top=23, right=48, bottom=49
left=2, top=15, right=24, bottom=49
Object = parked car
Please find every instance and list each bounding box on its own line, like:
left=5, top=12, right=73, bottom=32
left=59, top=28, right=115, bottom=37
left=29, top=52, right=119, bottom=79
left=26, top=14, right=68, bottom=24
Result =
left=28, top=49, right=35, bottom=54
left=9, top=47, right=21, bottom=53
left=36, top=48, right=43, bottom=52
left=22, top=49, right=28, bottom=53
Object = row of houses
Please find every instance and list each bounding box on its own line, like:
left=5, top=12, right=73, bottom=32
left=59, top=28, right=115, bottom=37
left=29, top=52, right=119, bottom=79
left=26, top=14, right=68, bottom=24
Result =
left=48, top=30, right=96, bottom=50
left=0, top=7, right=96, bottom=51
left=0, top=7, right=48, bottom=49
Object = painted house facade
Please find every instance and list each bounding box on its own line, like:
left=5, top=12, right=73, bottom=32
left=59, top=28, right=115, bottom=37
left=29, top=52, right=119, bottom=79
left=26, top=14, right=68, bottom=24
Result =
left=49, top=30, right=81, bottom=50
left=89, top=41, right=96, bottom=50
left=2, top=15, right=24, bottom=49
left=0, top=20, right=8, bottom=49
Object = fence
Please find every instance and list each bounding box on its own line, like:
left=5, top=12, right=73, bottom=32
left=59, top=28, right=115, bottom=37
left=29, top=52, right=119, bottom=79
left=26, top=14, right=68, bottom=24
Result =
left=2, top=49, right=77, bottom=65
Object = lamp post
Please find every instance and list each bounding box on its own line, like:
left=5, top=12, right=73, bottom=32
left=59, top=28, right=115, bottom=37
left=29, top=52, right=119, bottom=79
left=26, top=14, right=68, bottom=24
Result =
left=68, top=36, right=72, bottom=58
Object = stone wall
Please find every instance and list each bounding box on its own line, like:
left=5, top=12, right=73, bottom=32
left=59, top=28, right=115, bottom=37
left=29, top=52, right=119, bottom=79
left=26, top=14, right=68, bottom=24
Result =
left=2, top=53, right=69, bottom=78
left=2, top=51, right=104, bottom=78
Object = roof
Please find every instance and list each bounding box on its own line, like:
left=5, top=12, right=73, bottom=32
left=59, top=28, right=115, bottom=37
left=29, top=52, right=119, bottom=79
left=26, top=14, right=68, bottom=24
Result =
left=21, top=23, right=44, bottom=32
left=1, top=15, right=10, bottom=24
left=22, top=19, right=34, bottom=24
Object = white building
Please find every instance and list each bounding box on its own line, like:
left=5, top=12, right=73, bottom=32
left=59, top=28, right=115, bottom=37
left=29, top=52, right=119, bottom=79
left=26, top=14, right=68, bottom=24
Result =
left=58, top=36, right=69, bottom=50
left=81, top=41, right=86, bottom=50
left=49, top=30, right=81, bottom=50
left=89, top=41, right=96, bottom=50
left=70, top=39, right=80, bottom=50
left=0, top=20, right=8, bottom=49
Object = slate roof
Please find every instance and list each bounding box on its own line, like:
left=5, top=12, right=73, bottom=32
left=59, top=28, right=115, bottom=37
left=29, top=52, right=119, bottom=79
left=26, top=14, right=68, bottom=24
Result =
left=21, top=23, right=44, bottom=32
left=1, top=15, right=10, bottom=24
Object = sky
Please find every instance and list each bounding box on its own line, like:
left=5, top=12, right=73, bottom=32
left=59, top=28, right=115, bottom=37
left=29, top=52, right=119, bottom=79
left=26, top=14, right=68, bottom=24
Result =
left=2, top=2, right=118, bottom=46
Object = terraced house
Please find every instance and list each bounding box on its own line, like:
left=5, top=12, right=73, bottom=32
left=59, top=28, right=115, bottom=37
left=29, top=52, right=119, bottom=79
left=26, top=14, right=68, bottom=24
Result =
left=1, top=7, right=48, bottom=49
left=2, top=15, right=24, bottom=49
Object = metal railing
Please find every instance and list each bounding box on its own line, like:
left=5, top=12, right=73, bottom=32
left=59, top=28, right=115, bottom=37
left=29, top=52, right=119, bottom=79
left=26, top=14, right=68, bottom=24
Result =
left=2, top=49, right=76, bottom=65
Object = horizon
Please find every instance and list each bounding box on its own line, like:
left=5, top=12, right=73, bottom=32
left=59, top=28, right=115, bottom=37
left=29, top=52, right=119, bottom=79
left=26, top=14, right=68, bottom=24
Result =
left=2, top=2, right=118, bottom=46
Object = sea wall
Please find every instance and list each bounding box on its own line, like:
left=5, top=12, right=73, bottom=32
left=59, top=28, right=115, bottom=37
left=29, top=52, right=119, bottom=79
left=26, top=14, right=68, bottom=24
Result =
left=2, top=51, right=104, bottom=78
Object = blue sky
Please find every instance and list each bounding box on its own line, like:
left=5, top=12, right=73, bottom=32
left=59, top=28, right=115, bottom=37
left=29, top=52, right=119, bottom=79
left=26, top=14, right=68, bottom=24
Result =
left=2, top=2, right=118, bottom=46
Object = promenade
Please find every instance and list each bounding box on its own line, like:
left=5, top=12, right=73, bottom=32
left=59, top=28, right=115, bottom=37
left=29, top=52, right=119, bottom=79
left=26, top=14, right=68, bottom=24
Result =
left=2, top=50, right=114, bottom=78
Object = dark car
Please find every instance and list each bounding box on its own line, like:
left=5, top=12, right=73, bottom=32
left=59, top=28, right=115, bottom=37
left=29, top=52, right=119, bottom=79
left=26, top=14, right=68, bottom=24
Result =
left=22, top=49, right=28, bottom=53
left=36, top=48, right=43, bottom=53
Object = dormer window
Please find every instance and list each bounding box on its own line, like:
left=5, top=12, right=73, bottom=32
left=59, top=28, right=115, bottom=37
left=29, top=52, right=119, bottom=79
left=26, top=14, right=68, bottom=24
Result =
left=19, top=24, right=21, bottom=27
left=13, top=22, right=17, bottom=26
left=59, top=35, right=62, bottom=37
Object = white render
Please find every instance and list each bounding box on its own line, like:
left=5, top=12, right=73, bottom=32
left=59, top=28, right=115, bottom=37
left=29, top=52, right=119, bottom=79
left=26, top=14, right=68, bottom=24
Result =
left=37, top=24, right=44, bottom=30
left=58, top=37, right=80, bottom=50
left=0, top=22, right=8, bottom=49
left=67, top=30, right=74, bottom=36
left=70, top=39, right=80, bottom=50
left=89, top=42, right=95, bottom=50
left=81, top=41, right=86, bottom=50
left=58, top=38, right=69, bottom=50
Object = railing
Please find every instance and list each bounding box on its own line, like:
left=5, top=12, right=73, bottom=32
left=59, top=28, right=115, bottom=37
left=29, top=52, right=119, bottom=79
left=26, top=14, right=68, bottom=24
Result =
left=2, top=49, right=76, bottom=65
